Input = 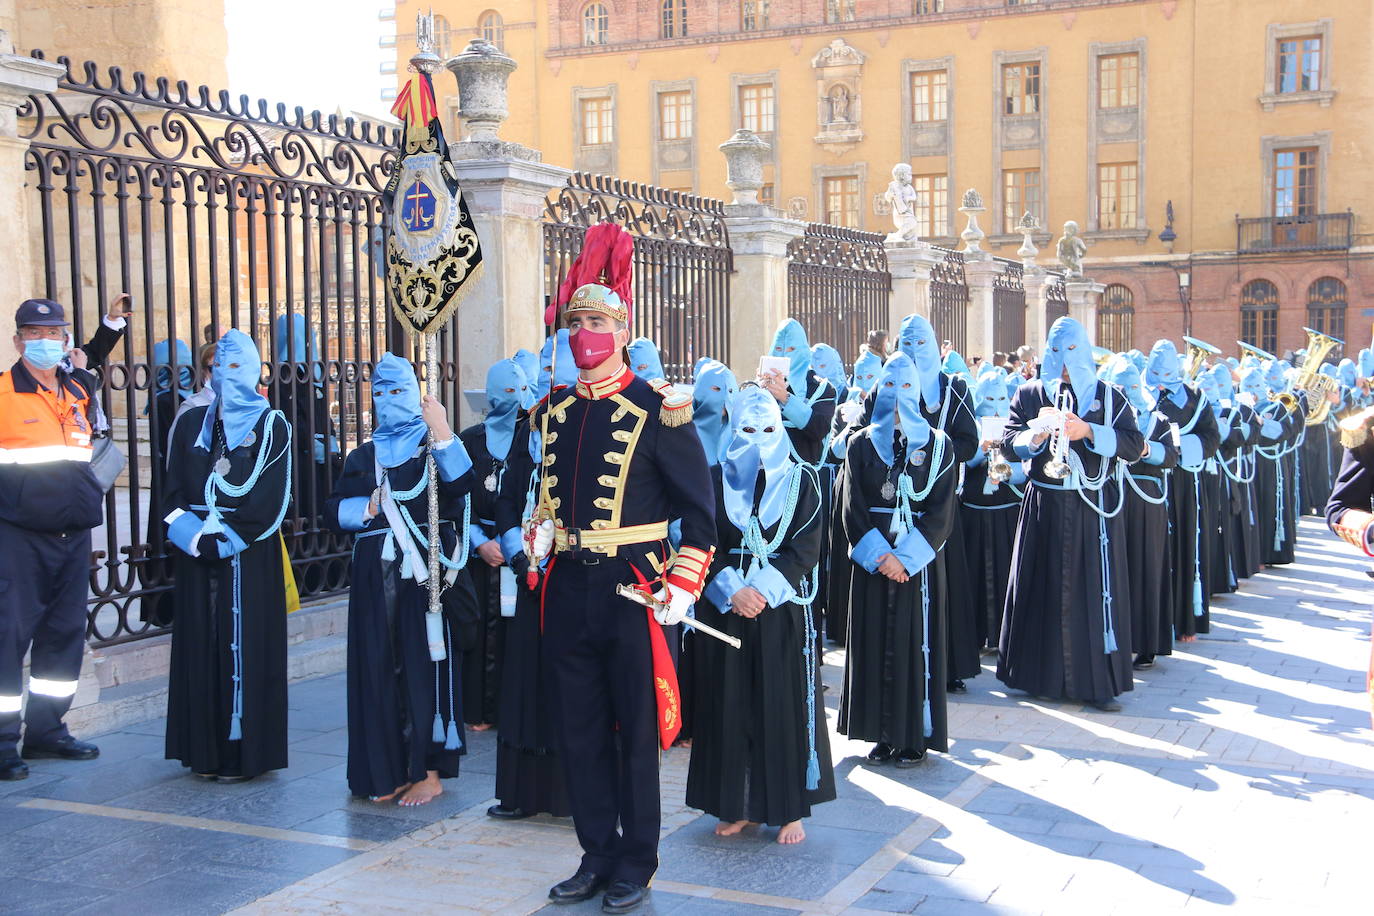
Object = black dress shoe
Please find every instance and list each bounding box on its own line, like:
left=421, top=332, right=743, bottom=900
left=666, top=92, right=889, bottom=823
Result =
left=549, top=870, right=607, bottom=904
left=487, top=803, right=533, bottom=820
left=1132, top=654, right=1155, bottom=670
left=894, top=748, right=926, bottom=769
left=601, top=880, right=648, bottom=914
left=22, top=736, right=99, bottom=761
left=0, top=754, right=28, bottom=781
left=947, top=679, right=967, bottom=693
left=865, top=742, right=894, bottom=764
left=1088, top=698, right=1123, bottom=713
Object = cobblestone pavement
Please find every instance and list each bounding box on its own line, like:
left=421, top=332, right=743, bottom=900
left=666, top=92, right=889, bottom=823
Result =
left=2, top=518, right=1370, bottom=915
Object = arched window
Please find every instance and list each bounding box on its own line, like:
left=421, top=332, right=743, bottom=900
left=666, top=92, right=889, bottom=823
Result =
left=583, top=3, right=609, bottom=46
left=433, top=15, right=452, bottom=57
left=1307, top=277, right=1347, bottom=356
left=661, top=0, right=687, bottom=39
left=479, top=11, right=504, bottom=50
left=1097, top=283, right=1135, bottom=352
left=1240, top=279, right=1280, bottom=356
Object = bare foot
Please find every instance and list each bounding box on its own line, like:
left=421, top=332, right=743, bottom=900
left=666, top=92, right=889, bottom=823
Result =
left=673, top=738, right=693, bottom=749
left=776, top=821, right=806, bottom=845
left=371, top=783, right=410, bottom=803
left=714, top=819, right=753, bottom=837
left=470, top=723, right=492, bottom=732
left=398, top=772, right=443, bottom=807
left=1178, top=634, right=1197, bottom=643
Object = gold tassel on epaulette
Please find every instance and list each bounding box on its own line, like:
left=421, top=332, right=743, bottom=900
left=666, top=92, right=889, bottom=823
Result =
left=649, top=378, right=693, bottom=427
left=1338, top=407, right=1374, bottom=449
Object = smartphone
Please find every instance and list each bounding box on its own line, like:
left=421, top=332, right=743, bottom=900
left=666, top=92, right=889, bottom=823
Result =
left=758, top=355, right=790, bottom=380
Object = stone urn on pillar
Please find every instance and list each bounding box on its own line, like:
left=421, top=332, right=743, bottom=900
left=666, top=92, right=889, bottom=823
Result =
left=718, top=129, right=771, bottom=208
left=447, top=38, right=518, bottom=143
left=959, top=188, right=989, bottom=260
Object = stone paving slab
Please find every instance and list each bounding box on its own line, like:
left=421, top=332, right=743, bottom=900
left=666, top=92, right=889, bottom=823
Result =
left=1, top=519, right=1369, bottom=915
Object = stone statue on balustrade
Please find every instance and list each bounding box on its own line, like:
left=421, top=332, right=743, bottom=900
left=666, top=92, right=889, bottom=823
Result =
left=883, top=163, right=921, bottom=246
left=1056, top=220, right=1087, bottom=278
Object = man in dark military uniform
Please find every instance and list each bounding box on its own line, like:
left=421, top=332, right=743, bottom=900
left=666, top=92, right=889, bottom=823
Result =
left=1325, top=406, right=1374, bottom=728
left=526, top=232, right=715, bottom=913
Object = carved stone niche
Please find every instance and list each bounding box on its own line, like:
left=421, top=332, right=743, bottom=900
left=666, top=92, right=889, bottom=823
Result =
left=812, top=38, right=865, bottom=151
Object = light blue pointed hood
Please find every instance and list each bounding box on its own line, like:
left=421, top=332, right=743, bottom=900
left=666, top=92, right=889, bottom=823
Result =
left=973, top=371, right=1011, bottom=419
left=721, top=384, right=793, bottom=531
left=942, top=349, right=974, bottom=387
left=1238, top=366, right=1269, bottom=402
left=896, top=314, right=943, bottom=410
left=1263, top=359, right=1286, bottom=392
left=512, top=348, right=538, bottom=388
left=153, top=338, right=194, bottom=399
left=198, top=329, right=269, bottom=452
left=1101, top=355, right=1153, bottom=427
left=871, top=353, right=933, bottom=468
left=810, top=343, right=847, bottom=395
left=692, top=360, right=737, bottom=466
left=851, top=350, right=883, bottom=393
left=1041, top=317, right=1098, bottom=409
left=1126, top=349, right=1147, bottom=373
left=1209, top=363, right=1236, bottom=407
left=1197, top=366, right=1223, bottom=418
left=370, top=353, right=429, bottom=469
left=537, top=329, right=578, bottom=399
left=628, top=337, right=666, bottom=381
left=484, top=358, right=533, bottom=462
left=1338, top=358, right=1358, bottom=388
left=770, top=318, right=812, bottom=394
left=1145, top=339, right=1184, bottom=393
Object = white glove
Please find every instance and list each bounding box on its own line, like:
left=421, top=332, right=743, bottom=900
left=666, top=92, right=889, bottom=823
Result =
left=839, top=398, right=863, bottom=425
left=652, top=583, right=692, bottom=626
left=528, top=519, right=554, bottom=561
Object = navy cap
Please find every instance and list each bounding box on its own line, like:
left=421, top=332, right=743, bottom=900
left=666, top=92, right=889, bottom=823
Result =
left=15, top=298, right=69, bottom=328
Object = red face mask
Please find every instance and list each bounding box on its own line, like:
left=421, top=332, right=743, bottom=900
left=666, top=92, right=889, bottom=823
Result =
left=570, top=327, right=619, bottom=370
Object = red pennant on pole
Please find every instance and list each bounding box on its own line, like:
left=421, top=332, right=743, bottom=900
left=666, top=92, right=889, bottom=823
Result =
left=646, top=608, right=682, bottom=750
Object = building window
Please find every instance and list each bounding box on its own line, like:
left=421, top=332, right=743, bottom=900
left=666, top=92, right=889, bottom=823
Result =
left=760, top=183, right=775, bottom=206
left=740, top=83, right=775, bottom=133
left=658, top=91, right=692, bottom=140
left=914, top=1, right=945, bottom=12
left=910, top=70, right=948, bottom=123
left=581, top=96, right=614, bottom=145
left=583, top=3, right=609, bottom=46
left=823, top=175, right=860, bottom=228
left=741, top=0, right=769, bottom=31
left=1098, top=53, right=1139, bottom=108
left=1097, top=284, right=1135, bottom=352
left=1240, top=279, right=1280, bottom=356
left=661, top=0, right=687, bottom=39
left=1006, top=0, right=1040, bottom=5
left=1307, top=277, right=1347, bottom=352
left=379, top=61, right=397, bottom=75
left=826, top=0, right=856, bottom=24
left=1003, top=168, right=1041, bottom=233
left=1273, top=147, right=1318, bottom=218
left=479, top=11, right=504, bottom=50
left=1002, top=62, right=1041, bottom=116
left=1276, top=35, right=1322, bottom=94
left=433, top=15, right=452, bottom=57
left=913, top=174, right=949, bottom=238
left=1097, top=162, right=1138, bottom=230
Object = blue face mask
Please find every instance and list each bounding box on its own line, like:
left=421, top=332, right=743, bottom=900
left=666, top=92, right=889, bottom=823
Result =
left=851, top=350, right=883, bottom=393
left=1101, top=355, right=1152, bottom=415
left=871, top=353, right=933, bottom=467
left=942, top=349, right=973, bottom=386
left=628, top=338, right=666, bottom=381
left=1209, top=364, right=1236, bottom=406
left=23, top=338, right=67, bottom=371
left=692, top=360, right=737, bottom=466
left=1263, top=360, right=1286, bottom=392
left=973, top=372, right=1011, bottom=419
left=897, top=314, right=943, bottom=410
left=371, top=353, right=429, bottom=468
left=770, top=319, right=812, bottom=395
left=1238, top=367, right=1268, bottom=402
left=1144, top=340, right=1184, bottom=394
left=809, top=344, right=847, bottom=395
left=483, top=358, right=532, bottom=462
left=1360, top=349, right=1374, bottom=379
left=721, top=385, right=792, bottom=531
left=1197, top=370, right=1222, bottom=417
left=198, top=329, right=269, bottom=451
left=1041, top=318, right=1098, bottom=409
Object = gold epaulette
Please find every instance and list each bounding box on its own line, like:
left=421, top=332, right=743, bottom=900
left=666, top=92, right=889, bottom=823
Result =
left=1333, top=509, right=1374, bottom=556
left=1338, top=406, right=1374, bottom=450
left=648, top=378, right=693, bottom=428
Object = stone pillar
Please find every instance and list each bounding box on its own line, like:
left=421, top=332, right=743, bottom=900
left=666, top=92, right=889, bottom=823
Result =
left=721, top=207, right=804, bottom=383
left=885, top=242, right=941, bottom=329
left=963, top=259, right=1000, bottom=361
left=1022, top=267, right=1050, bottom=354
left=0, top=44, right=63, bottom=367
left=1066, top=278, right=1106, bottom=346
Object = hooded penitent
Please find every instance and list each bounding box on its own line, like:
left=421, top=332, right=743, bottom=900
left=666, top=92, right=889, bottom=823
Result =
left=810, top=343, right=848, bottom=396
left=870, top=353, right=933, bottom=468
left=973, top=370, right=1011, bottom=419
left=198, top=329, right=269, bottom=452
left=370, top=353, right=430, bottom=469
left=1209, top=363, right=1237, bottom=406
left=1145, top=340, right=1187, bottom=408
left=153, top=338, right=195, bottom=400
left=851, top=350, right=883, bottom=394
left=628, top=337, right=666, bottom=381
left=1041, top=317, right=1099, bottom=409
left=274, top=313, right=321, bottom=379
left=720, top=384, right=793, bottom=531
left=536, top=328, right=578, bottom=399
left=1101, top=355, right=1152, bottom=414
left=1196, top=366, right=1224, bottom=418
left=484, top=358, right=534, bottom=463
left=1238, top=366, right=1269, bottom=403
left=692, top=360, right=737, bottom=466
left=1263, top=359, right=1287, bottom=393
left=942, top=350, right=974, bottom=388
left=896, top=314, right=943, bottom=411
left=770, top=318, right=813, bottom=395
left=512, top=348, right=538, bottom=387
left=1338, top=358, right=1358, bottom=388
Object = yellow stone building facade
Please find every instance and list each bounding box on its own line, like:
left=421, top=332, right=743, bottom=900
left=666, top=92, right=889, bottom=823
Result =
left=396, top=0, right=1372, bottom=356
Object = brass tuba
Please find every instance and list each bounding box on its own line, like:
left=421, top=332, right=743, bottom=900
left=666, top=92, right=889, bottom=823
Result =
left=1182, top=336, right=1222, bottom=382
left=1282, top=327, right=1343, bottom=426
left=1237, top=340, right=1277, bottom=365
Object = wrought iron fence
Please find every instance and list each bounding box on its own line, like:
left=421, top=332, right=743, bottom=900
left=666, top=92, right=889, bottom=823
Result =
left=17, top=54, right=457, bottom=647
left=1045, top=276, right=1069, bottom=335
left=542, top=173, right=732, bottom=382
left=785, top=223, right=891, bottom=369
left=991, top=259, right=1026, bottom=356
left=929, top=247, right=968, bottom=356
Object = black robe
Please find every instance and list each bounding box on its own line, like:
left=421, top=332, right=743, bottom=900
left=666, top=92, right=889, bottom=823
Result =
left=325, top=441, right=477, bottom=798
left=491, top=419, right=570, bottom=816
left=1256, top=399, right=1306, bottom=565
left=780, top=370, right=837, bottom=466
left=164, top=407, right=291, bottom=779
left=1206, top=409, right=1244, bottom=597
left=271, top=377, right=341, bottom=594
left=1300, top=414, right=1334, bottom=516
left=457, top=422, right=508, bottom=727
left=1121, top=411, right=1178, bottom=658
left=838, top=427, right=959, bottom=754
left=686, top=464, right=835, bottom=826
left=958, top=443, right=1024, bottom=650
left=1153, top=386, right=1221, bottom=639
left=997, top=379, right=1142, bottom=702
left=1225, top=404, right=1264, bottom=579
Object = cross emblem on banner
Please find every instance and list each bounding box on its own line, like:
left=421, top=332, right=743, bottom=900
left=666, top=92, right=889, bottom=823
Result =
left=401, top=179, right=436, bottom=232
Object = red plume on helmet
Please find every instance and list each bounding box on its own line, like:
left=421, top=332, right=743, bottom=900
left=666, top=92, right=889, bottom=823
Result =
left=547, top=223, right=635, bottom=326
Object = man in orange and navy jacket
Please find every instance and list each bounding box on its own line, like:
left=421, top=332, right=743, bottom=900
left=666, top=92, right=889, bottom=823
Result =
left=0, top=297, right=125, bottom=781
